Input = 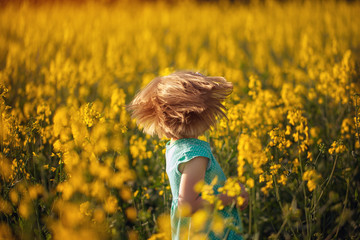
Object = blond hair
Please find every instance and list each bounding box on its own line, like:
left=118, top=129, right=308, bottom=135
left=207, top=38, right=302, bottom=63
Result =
left=127, top=71, right=233, bottom=139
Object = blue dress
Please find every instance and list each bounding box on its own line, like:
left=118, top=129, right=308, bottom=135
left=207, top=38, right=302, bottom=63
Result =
left=165, top=138, right=243, bottom=240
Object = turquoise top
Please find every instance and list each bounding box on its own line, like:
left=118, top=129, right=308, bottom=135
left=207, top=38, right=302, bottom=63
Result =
left=165, top=138, right=243, bottom=240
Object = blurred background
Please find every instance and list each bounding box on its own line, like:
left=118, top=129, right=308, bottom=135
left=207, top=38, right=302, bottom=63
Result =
left=0, top=0, right=359, bottom=239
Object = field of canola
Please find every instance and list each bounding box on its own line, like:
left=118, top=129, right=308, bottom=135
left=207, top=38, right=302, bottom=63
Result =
left=1, top=0, right=360, bottom=239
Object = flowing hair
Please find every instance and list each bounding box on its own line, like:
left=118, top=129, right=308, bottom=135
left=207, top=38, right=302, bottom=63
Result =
left=127, top=71, right=233, bottom=139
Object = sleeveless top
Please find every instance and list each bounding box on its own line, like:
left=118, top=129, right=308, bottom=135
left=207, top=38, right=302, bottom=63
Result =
left=165, top=138, right=243, bottom=240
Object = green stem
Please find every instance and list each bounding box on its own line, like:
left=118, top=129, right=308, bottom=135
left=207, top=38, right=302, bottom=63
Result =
left=273, top=175, right=283, bottom=210
left=313, top=155, right=338, bottom=212
left=354, top=96, right=360, bottom=148
left=0, top=108, right=3, bottom=153
left=252, top=184, right=258, bottom=234
left=335, top=178, right=349, bottom=238
left=298, top=139, right=310, bottom=240
left=273, top=175, right=298, bottom=239
left=313, top=151, right=322, bottom=165
left=237, top=204, right=244, bottom=234
left=35, top=202, right=44, bottom=240
left=163, top=157, right=167, bottom=212
left=249, top=190, right=252, bottom=235
left=275, top=218, right=288, bottom=239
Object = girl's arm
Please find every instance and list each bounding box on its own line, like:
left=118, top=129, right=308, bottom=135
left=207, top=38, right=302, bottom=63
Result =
left=177, top=156, right=238, bottom=214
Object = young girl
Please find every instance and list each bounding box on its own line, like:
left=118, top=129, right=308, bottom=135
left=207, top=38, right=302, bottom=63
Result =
left=127, top=71, right=248, bottom=239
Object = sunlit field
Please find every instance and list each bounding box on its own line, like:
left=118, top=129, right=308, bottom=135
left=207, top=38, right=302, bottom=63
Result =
left=0, top=0, right=360, bottom=239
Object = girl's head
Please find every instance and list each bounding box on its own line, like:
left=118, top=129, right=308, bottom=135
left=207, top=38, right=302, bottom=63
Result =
left=127, top=71, right=233, bottom=139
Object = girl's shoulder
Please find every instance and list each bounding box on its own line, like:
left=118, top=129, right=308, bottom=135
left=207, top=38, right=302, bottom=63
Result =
left=166, top=138, right=212, bottom=162
left=166, top=138, right=210, bottom=151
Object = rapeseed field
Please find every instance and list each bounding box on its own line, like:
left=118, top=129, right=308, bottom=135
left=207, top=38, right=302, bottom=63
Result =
left=0, top=0, right=359, bottom=239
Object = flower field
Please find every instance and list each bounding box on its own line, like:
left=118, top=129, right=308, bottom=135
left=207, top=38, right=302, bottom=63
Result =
left=0, top=0, right=360, bottom=239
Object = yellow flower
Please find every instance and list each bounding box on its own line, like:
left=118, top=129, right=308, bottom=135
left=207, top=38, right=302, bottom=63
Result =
left=104, top=195, right=118, bottom=214
left=259, top=174, right=265, bottom=183
left=238, top=133, right=267, bottom=176
left=28, top=184, right=44, bottom=200
left=293, top=132, right=299, bottom=142
left=19, top=201, right=31, bottom=219
left=120, top=187, right=133, bottom=201
left=277, top=174, right=287, bottom=186
left=191, top=209, right=208, bottom=232
left=154, top=214, right=171, bottom=240
left=198, top=135, right=207, bottom=142
left=310, top=127, right=319, bottom=138
left=285, top=125, right=292, bottom=135
left=246, top=178, right=255, bottom=188
left=219, top=177, right=240, bottom=197
left=79, top=201, right=92, bottom=216
left=91, top=180, right=108, bottom=200
left=128, top=230, right=139, bottom=240
left=307, top=152, right=313, bottom=161
left=9, top=190, right=19, bottom=205
left=194, top=177, right=217, bottom=204
left=0, top=154, right=12, bottom=180
left=270, top=164, right=281, bottom=175
left=93, top=208, right=105, bottom=223
left=80, top=102, right=102, bottom=127
left=303, top=169, right=321, bottom=192
left=125, top=207, right=137, bottom=222
left=0, top=198, right=12, bottom=214
left=178, top=203, right=192, bottom=217
left=0, top=223, right=14, bottom=240
left=307, top=180, right=317, bottom=192
left=211, top=214, right=224, bottom=235
left=328, top=141, right=347, bottom=155
left=130, top=136, right=149, bottom=160
left=237, top=196, right=245, bottom=206
left=148, top=233, right=166, bottom=240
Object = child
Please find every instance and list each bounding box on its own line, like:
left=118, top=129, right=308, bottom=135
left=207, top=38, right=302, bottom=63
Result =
left=127, top=71, right=248, bottom=239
